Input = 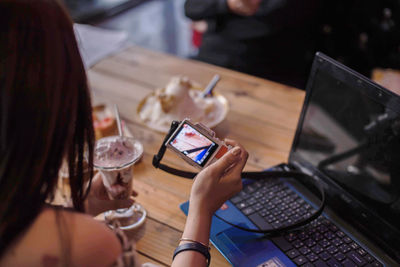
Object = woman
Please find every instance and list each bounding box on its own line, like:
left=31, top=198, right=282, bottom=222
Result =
left=0, top=1, right=248, bottom=266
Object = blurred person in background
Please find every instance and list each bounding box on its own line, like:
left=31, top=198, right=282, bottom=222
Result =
left=185, top=0, right=319, bottom=89
left=185, top=0, right=400, bottom=90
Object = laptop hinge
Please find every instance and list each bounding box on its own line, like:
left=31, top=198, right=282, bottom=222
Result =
left=290, top=161, right=318, bottom=179
left=290, top=160, right=314, bottom=176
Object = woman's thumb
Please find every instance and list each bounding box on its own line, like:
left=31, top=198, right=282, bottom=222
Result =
left=211, top=146, right=241, bottom=177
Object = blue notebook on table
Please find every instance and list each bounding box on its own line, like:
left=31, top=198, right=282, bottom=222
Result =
left=181, top=53, right=400, bottom=267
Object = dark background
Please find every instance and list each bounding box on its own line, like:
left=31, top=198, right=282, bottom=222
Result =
left=315, top=0, right=400, bottom=78
left=64, top=0, right=400, bottom=89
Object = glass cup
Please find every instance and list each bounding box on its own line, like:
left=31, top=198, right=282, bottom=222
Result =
left=94, top=135, right=145, bottom=230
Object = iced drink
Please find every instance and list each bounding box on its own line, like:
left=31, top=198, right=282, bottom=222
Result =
left=94, top=136, right=140, bottom=200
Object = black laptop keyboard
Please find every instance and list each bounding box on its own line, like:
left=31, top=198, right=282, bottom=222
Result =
left=229, top=179, right=383, bottom=267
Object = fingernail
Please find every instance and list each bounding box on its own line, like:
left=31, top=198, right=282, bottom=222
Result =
left=231, top=147, right=241, bottom=156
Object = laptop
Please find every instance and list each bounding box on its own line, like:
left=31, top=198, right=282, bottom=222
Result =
left=180, top=52, right=400, bottom=267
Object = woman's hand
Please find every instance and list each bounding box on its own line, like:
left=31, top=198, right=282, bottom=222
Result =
left=189, top=139, right=248, bottom=217
left=85, top=172, right=137, bottom=216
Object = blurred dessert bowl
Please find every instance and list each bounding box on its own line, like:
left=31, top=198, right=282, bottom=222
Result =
left=138, top=76, right=227, bottom=131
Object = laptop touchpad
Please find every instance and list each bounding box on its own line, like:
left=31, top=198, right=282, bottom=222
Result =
left=214, top=227, right=295, bottom=267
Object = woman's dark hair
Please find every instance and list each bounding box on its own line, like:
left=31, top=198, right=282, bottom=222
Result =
left=0, top=0, right=94, bottom=257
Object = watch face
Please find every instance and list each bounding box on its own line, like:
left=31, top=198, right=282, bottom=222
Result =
left=169, top=122, right=218, bottom=167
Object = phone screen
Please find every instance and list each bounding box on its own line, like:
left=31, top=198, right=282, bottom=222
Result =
left=169, top=123, right=219, bottom=167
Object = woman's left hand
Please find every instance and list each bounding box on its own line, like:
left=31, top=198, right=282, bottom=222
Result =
left=85, top=172, right=137, bottom=216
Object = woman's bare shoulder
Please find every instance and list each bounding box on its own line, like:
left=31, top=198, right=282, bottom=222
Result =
left=0, top=206, right=122, bottom=267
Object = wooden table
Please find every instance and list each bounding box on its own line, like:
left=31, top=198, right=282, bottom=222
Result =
left=87, top=46, right=305, bottom=266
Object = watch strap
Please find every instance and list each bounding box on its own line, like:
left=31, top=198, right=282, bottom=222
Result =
left=173, top=242, right=210, bottom=267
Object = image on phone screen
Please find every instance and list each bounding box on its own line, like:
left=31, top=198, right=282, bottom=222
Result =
left=169, top=123, right=218, bottom=166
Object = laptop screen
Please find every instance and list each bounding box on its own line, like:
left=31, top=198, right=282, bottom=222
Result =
left=290, top=57, right=400, bottom=233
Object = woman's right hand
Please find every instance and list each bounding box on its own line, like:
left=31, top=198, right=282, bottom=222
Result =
left=189, top=139, right=248, bottom=217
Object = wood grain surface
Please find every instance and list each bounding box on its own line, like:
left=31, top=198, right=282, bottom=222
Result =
left=87, top=45, right=305, bottom=266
